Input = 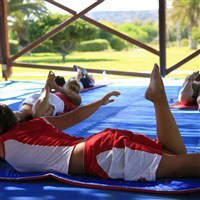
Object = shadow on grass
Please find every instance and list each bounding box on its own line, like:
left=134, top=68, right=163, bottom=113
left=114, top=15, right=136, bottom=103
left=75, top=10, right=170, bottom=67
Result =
left=20, top=58, right=116, bottom=64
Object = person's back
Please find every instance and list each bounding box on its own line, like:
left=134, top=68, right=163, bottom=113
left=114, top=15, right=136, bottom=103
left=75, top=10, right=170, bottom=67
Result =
left=0, top=117, right=84, bottom=174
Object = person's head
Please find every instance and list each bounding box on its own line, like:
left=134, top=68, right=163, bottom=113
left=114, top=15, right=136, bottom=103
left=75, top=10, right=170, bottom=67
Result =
left=0, top=104, right=18, bottom=135
left=55, top=76, right=66, bottom=87
left=65, top=78, right=81, bottom=94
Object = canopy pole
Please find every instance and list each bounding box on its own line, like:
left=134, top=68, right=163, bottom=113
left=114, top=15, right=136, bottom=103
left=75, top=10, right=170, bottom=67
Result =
left=159, top=0, right=166, bottom=77
left=0, top=0, right=11, bottom=80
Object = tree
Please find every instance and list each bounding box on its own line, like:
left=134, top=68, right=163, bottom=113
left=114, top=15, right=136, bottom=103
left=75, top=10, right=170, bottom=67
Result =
left=51, top=17, right=98, bottom=61
left=169, top=0, right=200, bottom=49
left=8, top=0, right=46, bottom=48
left=28, top=13, right=98, bottom=61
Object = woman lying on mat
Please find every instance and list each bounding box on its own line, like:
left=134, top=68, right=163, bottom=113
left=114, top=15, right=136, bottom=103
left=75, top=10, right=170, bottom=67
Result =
left=14, top=71, right=82, bottom=122
left=0, top=64, right=199, bottom=181
left=178, top=71, right=200, bottom=110
left=56, top=65, right=95, bottom=91
left=73, top=65, right=95, bottom=90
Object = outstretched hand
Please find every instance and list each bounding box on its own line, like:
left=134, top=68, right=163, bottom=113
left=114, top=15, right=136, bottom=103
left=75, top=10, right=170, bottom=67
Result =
left=101, top=91, right=120, bottom=105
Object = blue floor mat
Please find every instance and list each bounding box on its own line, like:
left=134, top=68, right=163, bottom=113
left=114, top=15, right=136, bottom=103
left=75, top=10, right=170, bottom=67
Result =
left=0, top=81, right=200, bottom=198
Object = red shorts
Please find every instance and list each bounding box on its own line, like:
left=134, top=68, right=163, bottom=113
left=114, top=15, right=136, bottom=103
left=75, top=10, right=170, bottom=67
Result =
left=84, top=128, right=163, bottom=181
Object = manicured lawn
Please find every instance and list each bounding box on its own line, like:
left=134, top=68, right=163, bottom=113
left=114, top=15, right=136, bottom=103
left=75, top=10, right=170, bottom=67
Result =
left=2, top=47, right=199, bottom=81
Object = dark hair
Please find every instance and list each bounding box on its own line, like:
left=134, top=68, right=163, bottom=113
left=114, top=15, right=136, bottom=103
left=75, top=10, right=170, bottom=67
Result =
left=55, top=76, right=66, bottom=87
left=0, top=104, right=18, bottom=135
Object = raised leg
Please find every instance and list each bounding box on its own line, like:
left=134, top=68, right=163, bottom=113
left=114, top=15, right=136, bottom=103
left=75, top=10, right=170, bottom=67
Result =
left=196, top=85, right=200, bottom=111
left=76, top=68, right=83, bottom=80
left=85, top=73, right=95, bottom=85
left=145, top=64, right=187, bottom=155
left=32, top=71, right=55, bottom=118
left=178, top=71, right=199, bottom=105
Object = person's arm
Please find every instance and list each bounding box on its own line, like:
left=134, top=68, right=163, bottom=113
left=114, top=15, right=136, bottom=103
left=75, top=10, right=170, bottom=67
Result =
left=53, top=84, right=82, bottom=106
left=43, top=91, right=120, bottom=130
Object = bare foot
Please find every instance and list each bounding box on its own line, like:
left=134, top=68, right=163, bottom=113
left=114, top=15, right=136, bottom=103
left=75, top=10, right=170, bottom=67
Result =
left=187, top=71, right=199, bottom=82
left=145, top=64, right=167, bottom=103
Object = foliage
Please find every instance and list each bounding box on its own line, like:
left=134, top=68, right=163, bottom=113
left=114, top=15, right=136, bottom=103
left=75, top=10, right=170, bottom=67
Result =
left=97, top=22, right=158, bottom=50
left=7, top=0, right=46, bottom=16
left=140, top=25, right=158, bottom=43
left=7, top=0, right=47, bottom=47
left=9, top=40, right=18, bottom=54
left=169, top=0, right=200, bottom=49
left=191, top=27, right=200, bottom=43
left=77, top=39, right=111, bottom=52
left=28, top=13, right=99, bottom=61
left=118, top=24, right=149, bottom=43
left=97, top=29, right=113, bottom=42
left=109, top=36, right=127, bottom=51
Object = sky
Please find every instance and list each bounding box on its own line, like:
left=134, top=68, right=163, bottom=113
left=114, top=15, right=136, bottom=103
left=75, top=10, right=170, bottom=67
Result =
left=45, top=0, right=165, bottom=13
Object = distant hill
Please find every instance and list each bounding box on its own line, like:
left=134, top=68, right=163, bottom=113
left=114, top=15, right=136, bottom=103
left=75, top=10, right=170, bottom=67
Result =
left=87, top=10, right=158, bottom=24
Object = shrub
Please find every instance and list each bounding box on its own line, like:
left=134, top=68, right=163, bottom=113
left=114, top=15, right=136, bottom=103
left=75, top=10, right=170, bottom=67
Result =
left=9, top=40, right=19, bottom=54
left=109, top=36, right=127, bottom=51
left=77, top=39, right=111, bottom=52
left=181, top=38, right=189, bottom=47
left=191, top=27, right=200, bottom=43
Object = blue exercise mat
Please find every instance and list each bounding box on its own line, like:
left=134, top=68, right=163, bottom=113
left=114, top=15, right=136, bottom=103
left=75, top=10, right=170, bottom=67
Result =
left=0, top=81, right=200, bottom=196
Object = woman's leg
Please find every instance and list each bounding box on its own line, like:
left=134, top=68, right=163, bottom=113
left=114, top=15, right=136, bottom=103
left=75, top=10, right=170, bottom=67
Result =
left=85, top=73, right=95, bottom=85
left=178, top=71, right=199, bottom=105
left=32, top=84, right=54, bottom=118
left=32, top=72, right=55, bottom=118
left=196, top=84, right=200, bottom=110
left=156, top=153, right=200, bottom=179
left=75, top=68, right=83, bottom=80
left=145, top=64, right=187, bottom=155
left=145, top=65, right=200, bottom=179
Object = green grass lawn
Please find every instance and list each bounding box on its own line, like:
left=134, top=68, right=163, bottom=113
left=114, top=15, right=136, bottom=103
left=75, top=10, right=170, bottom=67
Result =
left=1, top=47, right=199, bottom=81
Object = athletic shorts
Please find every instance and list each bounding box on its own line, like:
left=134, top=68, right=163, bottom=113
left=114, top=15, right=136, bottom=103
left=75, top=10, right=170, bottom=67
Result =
left=80, top=78, right=94, bottom=89
left=84, top=128, right=163, bottom=181
left=20, top=93, right=64, bottom=116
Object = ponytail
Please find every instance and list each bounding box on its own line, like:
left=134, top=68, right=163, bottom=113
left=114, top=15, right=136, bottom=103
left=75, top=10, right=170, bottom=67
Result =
left=0, top=104, right=18, bottom=135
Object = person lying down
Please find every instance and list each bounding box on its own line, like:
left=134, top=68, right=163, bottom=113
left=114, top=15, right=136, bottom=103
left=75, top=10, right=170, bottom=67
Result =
left=0, top=64, right=199, bottom=181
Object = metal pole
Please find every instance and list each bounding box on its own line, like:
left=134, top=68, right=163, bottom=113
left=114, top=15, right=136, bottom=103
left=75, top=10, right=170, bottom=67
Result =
left=159, top=0, right=166, bottom=77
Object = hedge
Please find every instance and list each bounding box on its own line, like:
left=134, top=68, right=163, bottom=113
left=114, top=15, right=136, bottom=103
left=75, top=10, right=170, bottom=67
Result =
left=77, top=39, right=111, bottom=52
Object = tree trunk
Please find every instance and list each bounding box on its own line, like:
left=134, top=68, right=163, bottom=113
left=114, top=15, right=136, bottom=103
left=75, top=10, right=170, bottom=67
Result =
left=176, top=22, right=181, bottom=48
left=188, top=26, right=197, bottom=49
left=62, top=52, right=66, bottom=62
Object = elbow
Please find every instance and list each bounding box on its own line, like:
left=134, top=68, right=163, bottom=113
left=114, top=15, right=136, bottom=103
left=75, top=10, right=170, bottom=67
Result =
left=73, top=96, right=82, bottom=106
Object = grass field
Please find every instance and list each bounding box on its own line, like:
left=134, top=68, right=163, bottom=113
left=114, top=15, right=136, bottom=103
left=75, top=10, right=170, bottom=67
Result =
left=1, top=46, right=199, bottom=81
